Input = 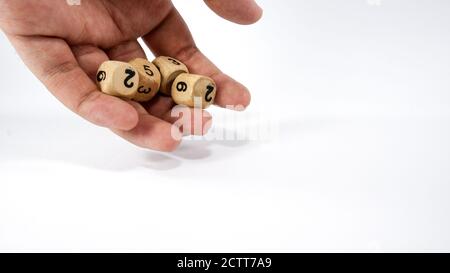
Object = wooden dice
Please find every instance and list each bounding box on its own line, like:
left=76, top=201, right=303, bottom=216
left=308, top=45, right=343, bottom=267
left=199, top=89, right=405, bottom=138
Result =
left=128, top=58, right=161, bottom=102
left=96, top=57, right=217, bottom=109
left=153, top=56, right=189, bottom=96
left=171, top=73, right=217, bottom=109
left=96, top=61, right=139, bottom=99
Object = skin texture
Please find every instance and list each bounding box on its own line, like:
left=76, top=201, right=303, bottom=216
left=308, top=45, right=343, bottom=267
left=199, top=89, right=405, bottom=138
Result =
left=0, top=0, right=263, bottom=151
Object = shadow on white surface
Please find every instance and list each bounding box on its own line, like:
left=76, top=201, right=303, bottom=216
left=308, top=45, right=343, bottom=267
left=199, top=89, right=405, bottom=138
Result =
left=0, top=114, right=256, bottom=172
left=142, top=138, right=251, bottom=171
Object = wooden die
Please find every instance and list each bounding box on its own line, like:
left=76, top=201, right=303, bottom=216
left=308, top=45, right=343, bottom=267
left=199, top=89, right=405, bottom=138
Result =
left=128, top=58, right=161, bottom=102
left=96, top=61, right=139, bottom=99
left=152, top=56, right=189, bottom=96
left=171, top=73, right=216, bottom=109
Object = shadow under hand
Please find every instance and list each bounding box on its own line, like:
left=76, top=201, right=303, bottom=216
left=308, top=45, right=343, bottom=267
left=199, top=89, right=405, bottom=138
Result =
left=171, top=141, right=213, bottom=160
left=0, top=116, right=254, bottom=172
left=168, top=128, right=252, bottom=161
left=142, top=152, right=182, bottom=171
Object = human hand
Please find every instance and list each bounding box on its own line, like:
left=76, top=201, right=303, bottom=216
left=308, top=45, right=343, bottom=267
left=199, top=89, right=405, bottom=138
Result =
left=0, top=0, right=262, bottom=151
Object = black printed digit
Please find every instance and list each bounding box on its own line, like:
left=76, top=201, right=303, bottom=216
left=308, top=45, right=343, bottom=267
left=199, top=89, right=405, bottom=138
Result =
left=124, top=69, right=136, bottom=88
left=205, top=85, right=214, bottom=102
left=167, top=58, right=181, bottom=65
left=138, top=86, right=151, bottom=94
left=176, top=82, right=188, bottom=92
left=143, top=65, right=154, bottom=76
left=97, top=71, right=106, bottom=82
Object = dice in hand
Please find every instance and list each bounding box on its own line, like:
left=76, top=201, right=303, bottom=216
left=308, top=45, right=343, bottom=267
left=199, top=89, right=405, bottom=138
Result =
left=128, top=58, right=161, bottom=102
left=152, top=56, right=189, bottom=96
left=96, top=61, right=139, bottom=99
left=171, top=73, right=216, bottom=109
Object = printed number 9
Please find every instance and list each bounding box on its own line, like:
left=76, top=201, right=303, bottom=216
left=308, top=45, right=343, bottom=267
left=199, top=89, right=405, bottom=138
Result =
left=177, top=82, right=188, bottom=92
left=97, top=71, right=106, bottom=82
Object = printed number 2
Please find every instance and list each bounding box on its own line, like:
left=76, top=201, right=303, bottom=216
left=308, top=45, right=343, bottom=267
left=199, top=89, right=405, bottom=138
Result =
left=205, top=85, right=214, bottom=102
left=124, top=69, right=136, bottom=88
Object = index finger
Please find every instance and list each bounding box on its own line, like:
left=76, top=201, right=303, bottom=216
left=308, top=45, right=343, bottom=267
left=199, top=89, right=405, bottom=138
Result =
left=204, top=0, right=263, bottom=25
left=143, top=7, right=251, bottom=109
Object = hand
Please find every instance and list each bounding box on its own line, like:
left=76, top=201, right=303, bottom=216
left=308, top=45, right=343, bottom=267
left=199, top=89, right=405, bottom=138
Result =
left=0, top=0, right=262, bottom=151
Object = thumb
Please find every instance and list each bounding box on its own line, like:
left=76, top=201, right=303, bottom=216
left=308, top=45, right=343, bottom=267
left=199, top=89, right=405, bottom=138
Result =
left=203, top=0, right=263, bottom=25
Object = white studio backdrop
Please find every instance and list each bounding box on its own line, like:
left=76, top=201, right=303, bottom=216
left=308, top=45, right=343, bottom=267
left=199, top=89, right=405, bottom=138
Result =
left=0, top=0, right=450, bottom=252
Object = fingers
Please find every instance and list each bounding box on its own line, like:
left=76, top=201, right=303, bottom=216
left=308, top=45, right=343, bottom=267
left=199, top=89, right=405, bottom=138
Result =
left=9, top=33, right=204, bottom=151
left=143, top=7, right=251, bottom=109
left=73, top=40, right=146, bottom=81
left=71, top=44, right=109, bottom=80
left=165, top=106, right=213, bottom=136
left=143, top=95, right=175, bottom=116
left=72, top=39, right=208, bottom=150
left=113, top=102, right=182, bottom=152
left=104, top=39, right=213, bottom=135
left=105, top=40, right=147, bottom=62
left=9, top=35, right=138, bottom=130
left=73, top=40, right=186, bottom=150
left=203, top=0, right=263, bottom=25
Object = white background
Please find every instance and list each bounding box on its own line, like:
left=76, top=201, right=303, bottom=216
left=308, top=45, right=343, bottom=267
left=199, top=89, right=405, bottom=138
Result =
left=1, top=0, right=450, bottom=252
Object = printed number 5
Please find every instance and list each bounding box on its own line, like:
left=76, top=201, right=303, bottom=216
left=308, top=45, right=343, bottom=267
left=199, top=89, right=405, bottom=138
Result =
left=143, top=65, right=154, bottom=76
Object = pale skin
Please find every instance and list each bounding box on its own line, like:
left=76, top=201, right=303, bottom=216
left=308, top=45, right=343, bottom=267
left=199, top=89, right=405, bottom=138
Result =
left=0, top=0, right=262, bottom=151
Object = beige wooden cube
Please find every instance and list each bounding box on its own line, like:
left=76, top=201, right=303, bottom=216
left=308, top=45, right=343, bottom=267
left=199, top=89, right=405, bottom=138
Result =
left=171, top=73, right=216, bottom=109
left=128, top=58, right=161, bottom=102
left=152, top=56, right=189, bottom=96
left=96, top=61, right=139, bottom=99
